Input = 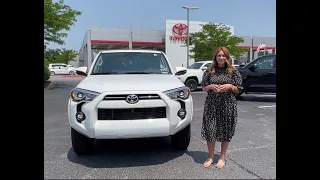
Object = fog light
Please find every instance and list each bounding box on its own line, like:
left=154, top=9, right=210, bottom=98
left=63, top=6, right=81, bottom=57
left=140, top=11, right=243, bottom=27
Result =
left=177, top=109, right=186, bottom=119
left=76, top=112, right=85, bottom=122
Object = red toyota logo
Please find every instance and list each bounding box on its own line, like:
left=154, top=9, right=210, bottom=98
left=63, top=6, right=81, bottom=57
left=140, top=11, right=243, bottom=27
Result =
left=172, top=23, right=188, bottom=36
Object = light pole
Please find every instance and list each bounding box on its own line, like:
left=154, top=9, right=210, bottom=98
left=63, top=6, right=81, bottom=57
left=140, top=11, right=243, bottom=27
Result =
left=182, top=6, right=199, bottom=68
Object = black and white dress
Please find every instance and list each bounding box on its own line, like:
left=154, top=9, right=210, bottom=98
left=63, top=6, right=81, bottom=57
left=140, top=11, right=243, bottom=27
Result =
left=201, top=67, right=243, bottom=142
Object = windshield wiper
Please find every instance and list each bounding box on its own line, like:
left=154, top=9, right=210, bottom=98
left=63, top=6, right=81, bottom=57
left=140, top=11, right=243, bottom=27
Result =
left=91, top=72, right=120, bottom=75
left=123, top=72, right=156, bottom=74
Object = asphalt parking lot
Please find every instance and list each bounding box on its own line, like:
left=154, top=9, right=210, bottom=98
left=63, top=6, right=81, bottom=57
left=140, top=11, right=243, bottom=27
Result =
left=44, top=75, right=276, bottom=179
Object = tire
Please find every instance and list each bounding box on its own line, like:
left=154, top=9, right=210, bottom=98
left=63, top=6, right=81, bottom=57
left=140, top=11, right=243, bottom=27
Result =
left=171, top=124, right=191, bottom=150
left=185, top=78, right=198, bottom=92
left=50, top=71, right=55, bottom=76
left=71, top=128, right=94, bottom=155
left=69, top=71, right=75, bottom=75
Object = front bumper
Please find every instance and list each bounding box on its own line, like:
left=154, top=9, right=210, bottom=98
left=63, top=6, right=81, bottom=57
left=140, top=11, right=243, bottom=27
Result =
left=68, top=90, right=193, bottom=139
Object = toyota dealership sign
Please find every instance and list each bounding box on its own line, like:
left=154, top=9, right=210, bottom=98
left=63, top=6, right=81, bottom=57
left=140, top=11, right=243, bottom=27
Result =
left=169, top=23, right=188, bottom=41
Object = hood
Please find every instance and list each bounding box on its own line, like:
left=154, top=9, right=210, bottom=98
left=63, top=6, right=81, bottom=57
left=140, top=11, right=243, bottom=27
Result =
left=187, top=69, right=201, bottom=72
left=187, top=69, right=203, bottom=73
left=76, top=74, right=185, bottom=93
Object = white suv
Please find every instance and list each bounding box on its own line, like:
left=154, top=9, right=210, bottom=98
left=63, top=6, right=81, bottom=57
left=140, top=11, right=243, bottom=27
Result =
left=49, top=63, right=76, bottom=75
left=68, top=50, right=193, bottom=155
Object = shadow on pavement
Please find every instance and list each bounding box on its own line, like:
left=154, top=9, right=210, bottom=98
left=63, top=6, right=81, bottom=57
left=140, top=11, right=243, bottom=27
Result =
left=186, top=150, right=220, bottom=164
left=238, top=94, right=276, bottom=103
left=67, top=137, right=185, bottom=168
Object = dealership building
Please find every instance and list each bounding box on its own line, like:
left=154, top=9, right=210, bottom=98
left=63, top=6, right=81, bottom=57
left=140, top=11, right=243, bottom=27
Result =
left=77, top=19, right=276, bottom=69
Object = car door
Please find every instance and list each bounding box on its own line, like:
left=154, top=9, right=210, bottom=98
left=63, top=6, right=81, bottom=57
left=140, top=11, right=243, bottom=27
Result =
left=244, top=55, right=276, bottom=93
left=59, top=65, right=69, bottom=74
left=51, top=65, right=62, bottom=74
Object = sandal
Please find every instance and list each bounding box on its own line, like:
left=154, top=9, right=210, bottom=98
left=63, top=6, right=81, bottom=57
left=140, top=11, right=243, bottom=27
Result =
left=203, top=158, right=214, bottom=167
left=216, top=159, right=226, bottom=169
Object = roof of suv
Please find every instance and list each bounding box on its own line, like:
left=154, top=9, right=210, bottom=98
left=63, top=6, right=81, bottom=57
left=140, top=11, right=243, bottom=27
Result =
left=100, top=49, right=163, bottom=54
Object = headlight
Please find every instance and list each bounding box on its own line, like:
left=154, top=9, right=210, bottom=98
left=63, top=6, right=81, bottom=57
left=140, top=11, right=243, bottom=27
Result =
left=163, top=86, right=190, bottom=100
left=70, top=88, right=100, bottom=102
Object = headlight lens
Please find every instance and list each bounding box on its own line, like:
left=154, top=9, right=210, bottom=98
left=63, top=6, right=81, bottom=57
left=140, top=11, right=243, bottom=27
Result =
left=163, top=86, right=190, bottom=100
left=70, top=88, right=100, bottom=102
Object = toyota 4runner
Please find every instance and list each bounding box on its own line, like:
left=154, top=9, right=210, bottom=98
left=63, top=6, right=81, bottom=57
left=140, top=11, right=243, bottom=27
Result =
left=68, top=50, right=193, bottom=155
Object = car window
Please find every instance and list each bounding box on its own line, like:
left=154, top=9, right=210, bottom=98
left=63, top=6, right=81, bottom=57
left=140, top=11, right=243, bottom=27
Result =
left=188, top=62, right=203, bottom=69
left=204, top=63, right=211, bottom=68
left=93, top=55, right=104, bottom=73
left=253, top=56, right=275, bottom=69
left=91, top=52, right=172, bottom=75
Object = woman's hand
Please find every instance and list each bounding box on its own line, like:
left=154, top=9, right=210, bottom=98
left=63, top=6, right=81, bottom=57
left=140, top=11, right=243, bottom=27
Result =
left=218, top=84, right=234, bottom=92
left=204, top=84, right=235, bottom=93
left=203, top=84, right=220, bottom=92
left=210, top=84, right=220, bottom=92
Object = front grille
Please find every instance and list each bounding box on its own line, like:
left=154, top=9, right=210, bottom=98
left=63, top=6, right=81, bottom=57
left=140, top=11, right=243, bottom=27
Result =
left=103, top=94, right=161, bottom=101
left=98, top=107, right=166, bottom=120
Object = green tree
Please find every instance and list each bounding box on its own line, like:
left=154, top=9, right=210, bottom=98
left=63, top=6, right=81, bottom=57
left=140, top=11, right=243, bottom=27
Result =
left=55, top=49, right=78, bottom=64
left=44, top=0, right=82, bottom=47
left=185, top=23, right=248, bottom=61
left=258, top=50, right=269, bottom=57
left=44, top=59, right=50, bottom=82
left=44, top=48, right=78, bottom=64
left=44, top=48, right=62, bottom=62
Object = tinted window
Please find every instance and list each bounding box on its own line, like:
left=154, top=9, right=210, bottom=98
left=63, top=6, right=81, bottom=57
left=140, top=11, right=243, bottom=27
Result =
left=253, top=56, right=275, bottom=69
left=91, top=52, right=172, bottom=75
left=204, top=63, right=212, bottom=68
left=188, top=62, right=203, bottom=69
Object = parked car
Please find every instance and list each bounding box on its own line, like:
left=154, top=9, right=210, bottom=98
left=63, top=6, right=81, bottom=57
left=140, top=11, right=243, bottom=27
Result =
left=236, top=54, right=276, bottom=98
left=178, top=60, right=239, bottom=91
left=188, top=61, right=212, bottom=72
left=48, top=63, right=76, bottom=76
left=175, top=67, right=204, bottom=92
left=69, top=49, right=193, bottom=155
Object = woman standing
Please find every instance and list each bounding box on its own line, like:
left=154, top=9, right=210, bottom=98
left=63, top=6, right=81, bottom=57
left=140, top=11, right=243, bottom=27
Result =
left=201, top=47, right=243, bottom=168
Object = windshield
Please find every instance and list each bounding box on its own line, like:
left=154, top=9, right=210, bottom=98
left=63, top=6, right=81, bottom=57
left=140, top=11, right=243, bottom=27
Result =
left=91, top=52, right=172, bottom=75
left=188, top=62, right=203, bottom=69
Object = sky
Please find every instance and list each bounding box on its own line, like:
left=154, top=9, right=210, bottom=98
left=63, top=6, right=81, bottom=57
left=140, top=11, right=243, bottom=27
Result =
left=48, top=0, right=276, bottom=51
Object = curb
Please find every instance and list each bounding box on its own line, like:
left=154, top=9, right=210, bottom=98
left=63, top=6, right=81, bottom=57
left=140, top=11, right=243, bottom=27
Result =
left=44, top=81, right=56, bottom=90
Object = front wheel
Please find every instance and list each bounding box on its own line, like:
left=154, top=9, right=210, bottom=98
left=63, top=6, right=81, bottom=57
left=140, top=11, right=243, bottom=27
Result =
left=171, top=124, right=191, bottom=151
left=71, top=128, right=94, bottom=155
left=185, top=79, right=198, bottom=92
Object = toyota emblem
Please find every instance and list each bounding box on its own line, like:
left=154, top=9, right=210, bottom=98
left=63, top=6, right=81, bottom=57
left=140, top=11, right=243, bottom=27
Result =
left=125, top=94, right=139, bottom=104
left=172, top=23, right=188, bottom=36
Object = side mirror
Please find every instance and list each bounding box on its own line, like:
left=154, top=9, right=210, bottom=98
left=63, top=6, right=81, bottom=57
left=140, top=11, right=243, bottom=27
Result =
left=76, top=67, right=88, bottom=76
left=175, top=67, right=187, bottom=76
left=201, top=67, right=208, bottom=71
left=249, top=64, right=257, bottom=71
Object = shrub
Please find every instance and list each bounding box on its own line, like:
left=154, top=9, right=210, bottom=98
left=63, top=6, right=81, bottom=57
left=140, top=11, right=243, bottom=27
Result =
left=44, top=60, right=50, bottom=82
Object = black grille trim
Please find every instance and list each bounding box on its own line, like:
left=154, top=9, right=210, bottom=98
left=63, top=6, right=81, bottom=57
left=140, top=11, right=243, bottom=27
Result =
left=103, top=94, right=161, bottom=101
left=98, top=107, right=166, bottom=120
